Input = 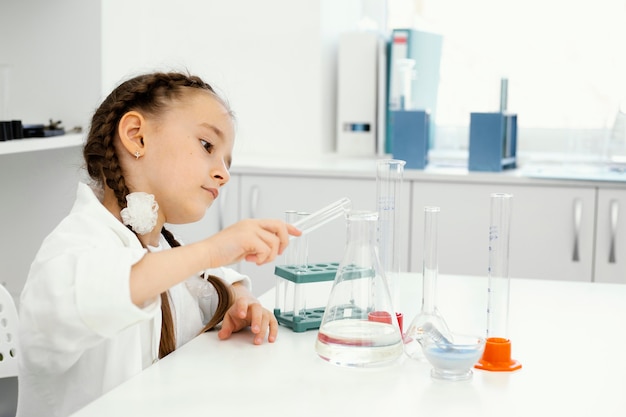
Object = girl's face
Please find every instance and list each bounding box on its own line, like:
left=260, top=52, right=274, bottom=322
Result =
left=138, top=90, right=235, bottom=225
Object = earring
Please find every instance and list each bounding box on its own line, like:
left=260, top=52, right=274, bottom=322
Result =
left=134, top=150, right=141, bottom=159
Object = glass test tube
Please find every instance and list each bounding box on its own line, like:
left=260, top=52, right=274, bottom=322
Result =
left=291, top=197, right=352, bottom=238
left=376, top=159, right=405, bottom=317
left=486, top=193, right=513, bottom=339
left=422, top=206, right=440, bottom=315
left=293, top=212, right=310, bottom=318
left=277, top=211, right=299, bottom=315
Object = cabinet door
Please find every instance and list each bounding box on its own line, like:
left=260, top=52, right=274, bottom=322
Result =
left=167, top=175, right=241, bottom=244
left=410, top=181, right=595, bottom=282
left=595, top=188, right=626, bottom=284
left=238, top=174, right=411, bottom=296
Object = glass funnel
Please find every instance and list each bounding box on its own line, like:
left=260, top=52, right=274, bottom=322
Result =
left=404, top=206, right=451, bottom=361
left=315, top=210, right=403, bottom=367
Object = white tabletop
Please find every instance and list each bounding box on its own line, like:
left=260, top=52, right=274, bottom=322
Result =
left=72, top=274, right=626, bottom=417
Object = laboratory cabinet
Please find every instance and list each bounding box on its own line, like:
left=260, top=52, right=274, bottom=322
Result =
left=236, top=174, right=412, bottom=296
left=594, top=188, right=626, bottom=284
left=409, top=181, right=596, bottom=282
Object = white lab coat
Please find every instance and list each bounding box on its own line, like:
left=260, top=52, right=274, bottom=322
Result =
left=16, top=182, right=250, bottom=417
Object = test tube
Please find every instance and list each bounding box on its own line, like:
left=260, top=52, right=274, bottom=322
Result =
left=290, top=197, right=352, bottom=237
left=293, top=211, right=310, bottom=318
left=376, top=159, right=405, bottom=329
left=475, top=193, right=522, bottom=371
left=277, top=211, right=299, bottom=316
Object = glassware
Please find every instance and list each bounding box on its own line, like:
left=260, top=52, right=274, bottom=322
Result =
left=315, top=210, right=403, bottom=367
left=376, top=159, right=406, bottom=331
left=423, top=331, right=485, bottom=381
left=290, top=197, right=352, bottom=238
left=608, top=101, right=626, bottom=165
left=404, top=206, right=451, bottom=361
left=275, top=211, right=298, bottom=318
left=475, top=193, right=522, bottom=372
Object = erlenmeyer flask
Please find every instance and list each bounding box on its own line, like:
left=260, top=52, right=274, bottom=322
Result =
left=404, top=206, right=451, bottom=361
left=315, top=210, right=404, bottom=367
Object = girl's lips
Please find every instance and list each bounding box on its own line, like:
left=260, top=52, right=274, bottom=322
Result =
left=203, top=187, right=218, bottom=199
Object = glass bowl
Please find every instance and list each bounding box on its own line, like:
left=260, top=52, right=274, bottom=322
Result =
left=422, top=333, right=486, bottom=381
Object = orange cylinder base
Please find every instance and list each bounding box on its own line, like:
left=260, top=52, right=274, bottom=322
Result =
left=475, top=337, right=522, bottom=372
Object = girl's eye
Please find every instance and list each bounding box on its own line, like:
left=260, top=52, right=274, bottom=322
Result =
left=200, top=139, right=214, bottom=153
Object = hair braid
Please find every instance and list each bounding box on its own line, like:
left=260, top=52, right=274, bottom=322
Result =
left=83, top=71, right=234, bottom=359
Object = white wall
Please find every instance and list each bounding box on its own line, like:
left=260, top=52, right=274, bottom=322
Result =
left=0, top=0, right=102, bottom=130
left=0, top=0, right=372, bottom=299
left=0, top=0, right=101, bottom=300
left=0, top=147, right=86, bottom=301
left=101, top=0, right=363, bottom=157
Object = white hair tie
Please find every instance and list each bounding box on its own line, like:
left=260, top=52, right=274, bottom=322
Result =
left=120, top=192, right=159, bottom=235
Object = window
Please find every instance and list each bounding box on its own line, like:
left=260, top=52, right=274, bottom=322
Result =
left=387, top=0, right=626, bottom=159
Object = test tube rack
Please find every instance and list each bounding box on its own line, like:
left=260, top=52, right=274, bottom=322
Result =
left=274, top=262, right=379, bottom=332
left=273, top=263, right=338, bottom=333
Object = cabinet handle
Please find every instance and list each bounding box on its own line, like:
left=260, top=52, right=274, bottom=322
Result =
left=217, top=187, right=227, bottom=231
left=249, top=185, right=259, bottom=218
left=572, top=198, right=582, bottom=262
left=609, top=199, right=619, bottom=263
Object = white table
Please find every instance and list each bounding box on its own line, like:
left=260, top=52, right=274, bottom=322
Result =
left=72, top=274, right=626, bottom=417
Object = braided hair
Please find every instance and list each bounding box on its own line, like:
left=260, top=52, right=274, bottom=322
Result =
left=83, top=71, right=234, bottom=358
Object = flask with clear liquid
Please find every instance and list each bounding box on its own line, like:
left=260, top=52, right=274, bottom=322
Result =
left=315, top=210, right=404, bottom=367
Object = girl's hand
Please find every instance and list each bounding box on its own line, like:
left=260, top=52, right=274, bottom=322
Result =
left=206, top=219, right=301, bottom=268
left=217, top=283, right=278, bottom=345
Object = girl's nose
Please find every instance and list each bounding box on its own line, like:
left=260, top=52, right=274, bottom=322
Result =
left=213, top=160, right=231, bottom=186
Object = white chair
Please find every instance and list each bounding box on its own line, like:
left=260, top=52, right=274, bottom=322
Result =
left=0, top=284, right=18, bottom=379
left=0, top=284, right=18, bottom=417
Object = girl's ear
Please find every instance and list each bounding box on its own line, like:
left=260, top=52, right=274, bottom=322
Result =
left=118, top=111, right=146, bottom=158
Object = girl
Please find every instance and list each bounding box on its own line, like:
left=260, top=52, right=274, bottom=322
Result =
left=16, top=71, right=300, bottom=417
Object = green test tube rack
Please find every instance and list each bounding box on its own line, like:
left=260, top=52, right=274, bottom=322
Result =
left=273, top=262, right=377, bottom=332
left=273, top=263, right=339, bottom=332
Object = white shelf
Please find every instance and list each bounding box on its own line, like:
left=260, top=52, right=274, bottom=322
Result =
left=0, top=133, right=84, bottom=155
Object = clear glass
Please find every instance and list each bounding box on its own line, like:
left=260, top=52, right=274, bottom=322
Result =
left=277, top=211, right=310, bottom=318
left=486, top=193, right=513, bottom=339
left=276, top=211, right=297, bottom=316
left=291, top=197, right=352, bottom=238
left=608, top=101, right=626, bottom=165
left=315, top=210, right=403, bottom=367
left=376, top=159, right=405, bottom=317
left=404, top=206, right=451, bottom=361
left=422, top=332, right=485, bottom=381
left=293, top=212, right=310, bottom=318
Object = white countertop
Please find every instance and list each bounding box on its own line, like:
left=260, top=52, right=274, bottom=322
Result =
left=71, top=274, right=626, bottom=417
left=230, top=152, right=626, bottom=187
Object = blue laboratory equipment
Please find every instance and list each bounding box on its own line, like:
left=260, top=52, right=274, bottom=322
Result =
left=468, top=78, right=517, bottom=172
left=274, top=198, right=352, bottom=332
left=389, top=58, right=430, bottom=169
